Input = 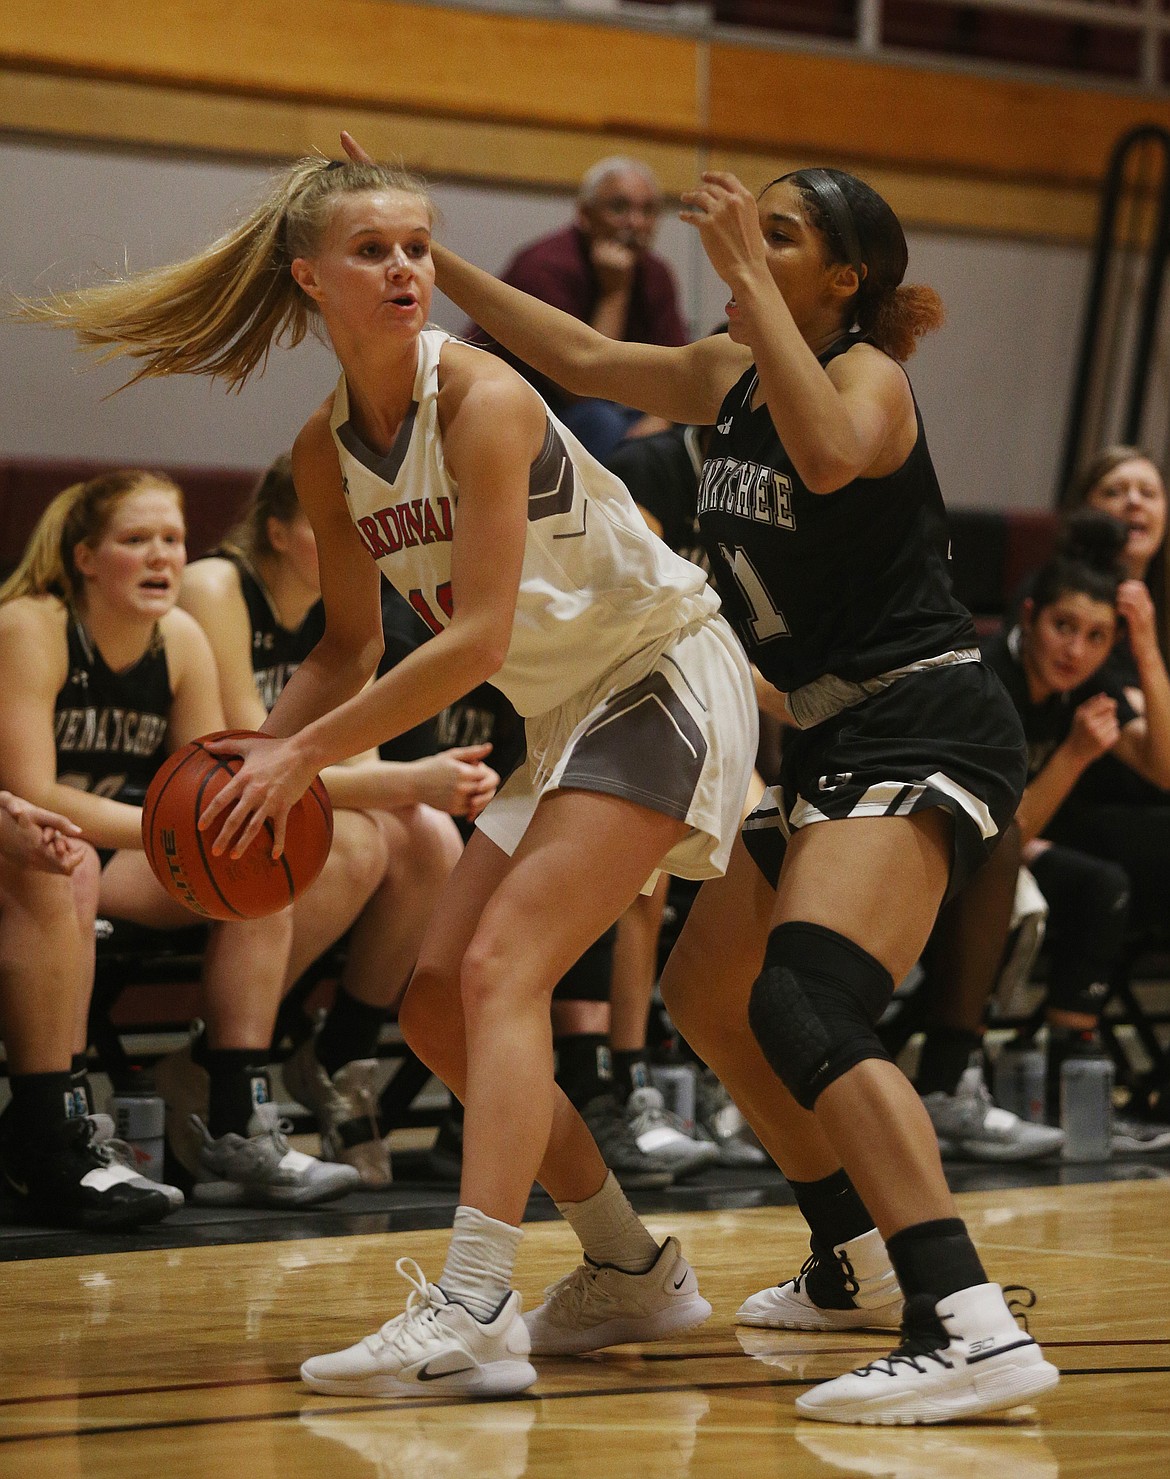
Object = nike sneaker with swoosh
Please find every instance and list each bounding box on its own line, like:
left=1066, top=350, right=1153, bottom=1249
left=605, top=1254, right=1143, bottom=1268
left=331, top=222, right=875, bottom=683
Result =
left=300, top=1257, right=536, bottom=1398
left=523, top=1236, right=711, bottom=1355
left=1, top=1115, right=171, bottom=1231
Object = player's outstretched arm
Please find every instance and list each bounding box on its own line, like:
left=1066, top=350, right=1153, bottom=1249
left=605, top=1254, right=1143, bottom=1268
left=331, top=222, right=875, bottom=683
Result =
left=432, top=242, right=746, bottom=427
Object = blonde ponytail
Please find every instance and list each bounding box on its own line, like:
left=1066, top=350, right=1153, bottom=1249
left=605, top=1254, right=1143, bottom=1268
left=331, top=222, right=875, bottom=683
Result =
left=15, top=159, right=432, bottom=393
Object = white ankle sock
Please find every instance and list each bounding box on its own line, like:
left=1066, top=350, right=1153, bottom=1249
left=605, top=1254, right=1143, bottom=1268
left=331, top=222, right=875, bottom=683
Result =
left=438, top=1205, right=523, bottom=1322
left=556, top=1171, right=659, bottom=1271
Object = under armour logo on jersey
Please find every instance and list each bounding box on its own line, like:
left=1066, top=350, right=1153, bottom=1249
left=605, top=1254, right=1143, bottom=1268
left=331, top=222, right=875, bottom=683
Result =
left=817, top=772, right=853, bottom=792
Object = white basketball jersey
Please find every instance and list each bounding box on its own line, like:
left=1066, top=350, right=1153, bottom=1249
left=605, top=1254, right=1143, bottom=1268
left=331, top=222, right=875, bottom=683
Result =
left=330, top=329, right=720, bottom=717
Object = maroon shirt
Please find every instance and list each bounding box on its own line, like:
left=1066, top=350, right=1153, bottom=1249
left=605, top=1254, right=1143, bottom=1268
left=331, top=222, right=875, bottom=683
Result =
left=465, top=224, right=688, bottom=408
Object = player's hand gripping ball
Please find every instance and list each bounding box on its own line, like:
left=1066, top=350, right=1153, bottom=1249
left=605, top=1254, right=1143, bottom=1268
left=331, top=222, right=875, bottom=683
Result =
left=142, top=730, right=333, bottom=920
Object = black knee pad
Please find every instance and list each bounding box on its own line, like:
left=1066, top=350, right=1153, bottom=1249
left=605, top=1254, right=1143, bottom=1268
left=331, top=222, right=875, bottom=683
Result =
left=747, top=921, right=895, bottom=1111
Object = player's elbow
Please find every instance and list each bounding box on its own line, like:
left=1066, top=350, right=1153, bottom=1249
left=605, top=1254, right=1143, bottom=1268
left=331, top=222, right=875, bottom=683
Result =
left=475, top=632, right=510, bottom=682
left=798, top=452, right=858, bottom=495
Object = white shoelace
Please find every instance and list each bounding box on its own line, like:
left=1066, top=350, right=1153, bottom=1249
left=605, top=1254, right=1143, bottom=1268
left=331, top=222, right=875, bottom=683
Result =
left=540, top=1262, right=608, bottom=1322
left=369, top=1258, right=451, bottom=1356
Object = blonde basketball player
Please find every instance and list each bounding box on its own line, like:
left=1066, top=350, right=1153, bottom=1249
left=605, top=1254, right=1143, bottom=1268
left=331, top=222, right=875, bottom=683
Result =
left=23, top=153, right=758, bottom=1398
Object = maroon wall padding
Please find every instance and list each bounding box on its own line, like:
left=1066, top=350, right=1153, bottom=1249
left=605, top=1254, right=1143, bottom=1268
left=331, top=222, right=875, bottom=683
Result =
left=0, top=458, right=261, bottom=574
left=1003, top=510, right=1060, bottom=607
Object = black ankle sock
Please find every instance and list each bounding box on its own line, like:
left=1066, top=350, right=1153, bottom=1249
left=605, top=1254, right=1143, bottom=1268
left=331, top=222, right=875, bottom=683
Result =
left=789, top=1169, right=875, bottom=1250
left=916, top=1029, right=981, bottom=1097
left=887, top=1217, right=987, bottom=1302
left=202, top=1050, right=271, bottom=1138
left=314, top=988, right=387, bottom=1078
left=7, top=1072, right=74, bottom=1142
left=68, top=1053, right=94, bottom=1117
left=554, top=1034, right=613, bottom=1109
left=613, top=1050, right=651, bottom=1103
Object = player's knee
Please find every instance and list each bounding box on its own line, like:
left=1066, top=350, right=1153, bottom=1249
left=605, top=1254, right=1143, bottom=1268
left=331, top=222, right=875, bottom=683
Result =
left=331, top=817, right=388, bottom=899
left=381, top=804, right=460, bottom=892
left=458, top=933, right=515, bottom=1020
left=747, top=921, right=895, bottom=1111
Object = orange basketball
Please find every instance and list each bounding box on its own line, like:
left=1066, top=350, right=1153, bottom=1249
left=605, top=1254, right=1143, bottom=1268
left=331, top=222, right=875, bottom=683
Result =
left=142, top=730, right=333, bottom=921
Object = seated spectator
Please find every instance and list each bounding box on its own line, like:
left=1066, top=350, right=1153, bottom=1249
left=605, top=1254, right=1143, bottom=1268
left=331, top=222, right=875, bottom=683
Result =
left=178, top=455, right=497, bottom=1185
left=0, top=790, right=173, bottom=1229
left=465, top=156, right=688, bottom=460
left=982, top=511, right=1170, bottom=1150
left=0, top=470, right=359, bottom=1207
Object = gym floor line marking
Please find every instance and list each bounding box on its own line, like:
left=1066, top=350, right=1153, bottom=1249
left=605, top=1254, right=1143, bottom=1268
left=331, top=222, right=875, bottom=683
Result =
left=0, top=1374, right=300, bottom=1407
left=3, top=1364, right=1170, bottom=1445
left=3, top=1338, right=1168, bottom=1408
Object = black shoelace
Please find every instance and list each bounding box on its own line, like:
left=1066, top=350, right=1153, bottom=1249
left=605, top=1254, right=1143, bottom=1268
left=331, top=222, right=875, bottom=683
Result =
left=856, top=1294, right=953, bottom=1379
left=790, top=1250, right=818, bottom=1294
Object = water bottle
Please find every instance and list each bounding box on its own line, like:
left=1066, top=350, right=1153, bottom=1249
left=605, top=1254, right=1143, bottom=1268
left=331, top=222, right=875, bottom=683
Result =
left=1060, top=1054, right=1114, bottom=1162
left=994, top=1042, right=1048, bottom=1124
left=109, top=1086, right=166, bottom=1182
left=649, top=1063, right=697, bottom=1134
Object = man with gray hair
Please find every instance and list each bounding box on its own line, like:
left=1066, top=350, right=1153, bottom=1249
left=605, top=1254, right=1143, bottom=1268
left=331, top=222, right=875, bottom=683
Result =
left=466, top=156, right=688, bottom=458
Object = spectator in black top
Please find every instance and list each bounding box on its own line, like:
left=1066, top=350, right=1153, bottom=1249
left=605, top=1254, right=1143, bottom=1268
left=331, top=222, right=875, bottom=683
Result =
left=0, top=790, right=173, bottom=1229
left=982, top=512, right=1170, bottom=1146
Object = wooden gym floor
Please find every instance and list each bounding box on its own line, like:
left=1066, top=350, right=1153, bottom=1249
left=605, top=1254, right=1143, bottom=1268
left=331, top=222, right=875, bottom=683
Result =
left=0, top=1167, right=1167, bottom=1478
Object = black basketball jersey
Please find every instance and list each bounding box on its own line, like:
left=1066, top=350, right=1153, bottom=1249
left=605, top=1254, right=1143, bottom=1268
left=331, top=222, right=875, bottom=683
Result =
left=982, top=627, right=1136, bottom=785
left=218, top=551, right=325, bottom=715
left=698, top=339, right=976, bottom=692
left=54, top=615, right=171, bottom=805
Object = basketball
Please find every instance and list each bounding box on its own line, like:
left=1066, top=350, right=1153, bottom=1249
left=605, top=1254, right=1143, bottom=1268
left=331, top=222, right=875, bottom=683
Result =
left=141, top=730, right=333, bottom=920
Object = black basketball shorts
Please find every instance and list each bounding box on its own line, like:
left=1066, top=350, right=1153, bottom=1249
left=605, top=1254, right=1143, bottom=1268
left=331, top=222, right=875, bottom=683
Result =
left=742, top=659, right=1027, bottom=900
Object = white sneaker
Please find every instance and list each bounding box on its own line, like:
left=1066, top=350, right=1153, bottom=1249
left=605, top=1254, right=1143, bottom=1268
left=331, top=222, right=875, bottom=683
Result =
left=190, top=1103, right=360, bottom=1207
left=86, top=1114, right=185, bottom=1212
left=922, top=1064, right=1065, bottom=1162
left=524, top=1236, right=711, bottom=1355
left=1112, top=1115, right=1170, bottom=1155
left=626, top=1087, right=719, bottom=1179
left=736, top=1228, right=903, bottom=1331
left=795, top=1282, right=1060, bottom=1425
left=694, top=1069, right=768, bottom=1168
left=300, top=1257, right=537, bottom=1398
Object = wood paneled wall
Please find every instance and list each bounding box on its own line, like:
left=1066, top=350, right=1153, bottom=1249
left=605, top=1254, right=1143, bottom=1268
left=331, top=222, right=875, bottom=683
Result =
left=3, top=0, right=1169, bottom=240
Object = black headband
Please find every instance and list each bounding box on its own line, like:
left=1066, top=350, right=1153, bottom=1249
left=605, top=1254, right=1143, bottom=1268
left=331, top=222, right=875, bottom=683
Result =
left=772, top=169, right=864, bottom=277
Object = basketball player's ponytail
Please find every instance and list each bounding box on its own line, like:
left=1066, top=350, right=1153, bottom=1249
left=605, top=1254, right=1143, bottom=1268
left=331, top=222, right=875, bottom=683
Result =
left=13, top=159, right=433, bottom=392
left=865, top=283, right=945, bottom=363
left=0, top=470, right=182, bottom=608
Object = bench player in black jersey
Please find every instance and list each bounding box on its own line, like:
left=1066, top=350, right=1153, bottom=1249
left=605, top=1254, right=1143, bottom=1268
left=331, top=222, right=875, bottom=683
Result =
left=432, top=163, right=1059, bottom=1423
left=0, top=790, right=175, bottom=1228
left=0, top=470, right=359, bottom=1210
left=179, top=455, right=497, bottom=1184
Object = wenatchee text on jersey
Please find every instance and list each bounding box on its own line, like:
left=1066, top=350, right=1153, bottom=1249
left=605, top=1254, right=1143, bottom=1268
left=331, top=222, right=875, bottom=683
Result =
left=353, top=495, right=454, bottom=560
left=55, top=707, right=167, bottom=757
left=697, top=458, right=795, bottom=530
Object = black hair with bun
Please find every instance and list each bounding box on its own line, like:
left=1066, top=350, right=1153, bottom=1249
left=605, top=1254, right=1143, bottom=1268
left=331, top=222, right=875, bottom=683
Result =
left=1032, top=509, right=1129, bottom=614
